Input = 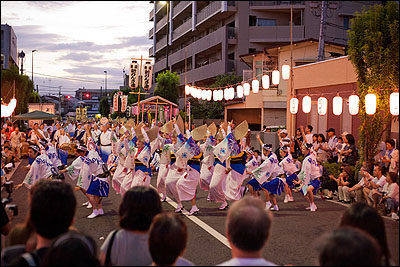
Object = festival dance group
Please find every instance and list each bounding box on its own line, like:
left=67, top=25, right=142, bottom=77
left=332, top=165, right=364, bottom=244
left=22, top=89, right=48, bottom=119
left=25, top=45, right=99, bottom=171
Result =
left=16, top=115, right=324, bottom=218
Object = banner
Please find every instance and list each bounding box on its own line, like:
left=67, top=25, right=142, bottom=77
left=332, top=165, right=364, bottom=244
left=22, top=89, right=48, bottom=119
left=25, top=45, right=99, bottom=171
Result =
left=113, top=94, right=119, bottom=112
left=129, top=61, right=139, bottom=88
left=76, top=108, right=81, bottom=120
left=132, top=106, right=138, bottom=115
left=121, top=95, right=128, bottom=112
left=142, top=61, right=153, bottom=91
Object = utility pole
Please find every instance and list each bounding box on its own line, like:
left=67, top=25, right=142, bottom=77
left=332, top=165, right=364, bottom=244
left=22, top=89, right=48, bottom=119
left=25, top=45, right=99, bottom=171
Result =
left=317, top=1, right=328, bottom=61
left=59, top=86, right=62, bottom=118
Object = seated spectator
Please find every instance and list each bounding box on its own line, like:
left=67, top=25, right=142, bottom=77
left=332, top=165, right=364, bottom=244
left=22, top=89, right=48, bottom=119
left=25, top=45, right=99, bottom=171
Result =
left=6, top=180, right=77, bottom=266
left=217, top=196, right=277, bottom=266
left=363, top=165, right=387, bottom=209
left=381, top=139, right=399, bottom=174
left=339, top=202, right=391, bottom=266
left=318, top=156, right=337, bottom=200
left=99, top=186, right=162, bottom=266
left=346, top=166, right=372, bottom=203
left=379, top=172, right=399, bottom=220
left=2, top=145, right=15, bottom=167
left=316, top=227, right=382, bottom=266
left=329, top=165, right=356, bottom=204
left=42, top=231, right=99, bottom=266
left=149, top=213, right=193, bottom=266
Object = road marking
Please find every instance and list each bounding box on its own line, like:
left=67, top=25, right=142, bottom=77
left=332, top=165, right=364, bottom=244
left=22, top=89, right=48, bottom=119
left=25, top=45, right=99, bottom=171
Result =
left=150, top=185, right=231, bottom=249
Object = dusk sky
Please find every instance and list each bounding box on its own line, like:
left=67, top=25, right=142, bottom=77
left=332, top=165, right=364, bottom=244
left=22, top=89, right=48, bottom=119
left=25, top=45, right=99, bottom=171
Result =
left=1, top=1, right=154, bottom=96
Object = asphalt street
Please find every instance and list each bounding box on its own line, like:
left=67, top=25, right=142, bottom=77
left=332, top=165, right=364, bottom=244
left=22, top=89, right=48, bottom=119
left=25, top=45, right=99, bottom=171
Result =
left=3, top=158, right=399, bottom=266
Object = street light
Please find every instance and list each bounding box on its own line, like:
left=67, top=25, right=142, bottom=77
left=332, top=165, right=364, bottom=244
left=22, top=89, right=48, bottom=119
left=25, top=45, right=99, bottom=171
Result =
left=161, top=1, right=169, bottom=71
left=32, top=50, right=37, bottom=90
left=104, top=71, right=107, bottom=96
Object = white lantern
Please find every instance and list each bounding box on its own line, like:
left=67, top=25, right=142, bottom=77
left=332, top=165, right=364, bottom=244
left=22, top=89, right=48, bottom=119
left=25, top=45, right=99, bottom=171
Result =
left=348, top=94, right=360, bottom=115
left=202, top=89, right=207, bottom=100
left=213, top=90, right=218, bottom=101
left=206, top=90, right=212, bottom=101
left=290, top=97, right=299, bottom=114
left=243, top=82, right=250, bottom=96
left=390, top=92, right=399, bottom=116
left=262, top=74, right=270, bottom=89
left=282, top=64, right=290, bottom=80
left=194, top=88, right=199, bottom=99
left=333, top=94, right=343, bottom=116
left=224, top=88, right=229, bottom=100
left=190, top=87, right=195, bottom=97
left=185, top=85, right=190, bottom=95
left=252, top=79, right=259, bottom=93
left=365, top=93, right=376, bottom=115
left=302, top=95, right=312, bottom=114
left=272, top=70, right=280, bottom=85
left=230, top=87, right=235, bottom=100
left=317, top=97, right=328, bottom=116
left=237, top=85, right=244, bottom=98
left=219, top=90, right=224, bottom=101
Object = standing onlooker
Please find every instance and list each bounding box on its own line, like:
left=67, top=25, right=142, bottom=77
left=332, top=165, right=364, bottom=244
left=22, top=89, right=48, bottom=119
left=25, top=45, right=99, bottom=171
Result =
left=379, top=172, right=399, bottom=220
left=335, top=137, right=344, bottom=163
left=381, top=139, right=399, bottom=174
left=341, top=134, right=357, bottom=166
left=9, top=127, right=23, bottom=162
left=326, top=128, right=338, bottom=163
left=292, top=128, right=303, bottom=158
left=316, top=134, right=329, bottom=163
left=300, top=125, right=313, bottom=145
left=339, top=202, right=392, bottom=266
left=217, top=196, right=277, bottom=266
left=99, top=186, right=162, bottom=266
left=330, top=165, right=356, bottom=204
left=149, top=213, right=193, bottom=266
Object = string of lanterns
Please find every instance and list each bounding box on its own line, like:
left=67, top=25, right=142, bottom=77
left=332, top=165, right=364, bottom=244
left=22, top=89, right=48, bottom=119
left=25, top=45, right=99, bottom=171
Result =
left=289, top=91, right=399, bottom=116
left=1, top=98, right=17, bottom=118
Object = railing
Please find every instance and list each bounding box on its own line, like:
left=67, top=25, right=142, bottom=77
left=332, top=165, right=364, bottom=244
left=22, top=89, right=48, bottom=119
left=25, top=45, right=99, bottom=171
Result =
left=149, top=27, right=154, bottom=38
left=227, top=26, right=236, bottom=39
left=228, top=59, right=235, bottom=72
left=149, top=46, right=154, bottom=57
left=173, top=1, right=191, bottom=17
left=155, top=35, right=167, bottom=51
left=196, top=1, right=221, bottom=25
left=249, top=1, right=304, bottom=6
left=173, top=18, right=192, bottom=41
left=156, top=1, right=165, bottom=13
left=156, top=15, right=168, bottom=32
left=149, top=9, right=154, bottom=20
left=227, top=1, right=236, bottom=6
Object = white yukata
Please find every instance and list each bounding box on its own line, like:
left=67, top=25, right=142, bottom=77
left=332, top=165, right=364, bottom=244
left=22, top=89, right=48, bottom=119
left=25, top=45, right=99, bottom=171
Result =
left=65, top=156, right=85, bottom=181
left=199, top=135, right=216, bottom=191
left=46, top=144, right=62, bottom=168
left=99, top=129, right=112, bottom=164
left=77, top=149, right=104, bottom=191
left=279, top=153, right=299, bottom=188
left=22, top=152, right=53, bottom=189
left=298, top=151, right=321, bottom=195
left=120, top=137, right=137, bottom=196
left=132, top=128, right=152, bottom=187
left=156, top=138, right=173, bottom=199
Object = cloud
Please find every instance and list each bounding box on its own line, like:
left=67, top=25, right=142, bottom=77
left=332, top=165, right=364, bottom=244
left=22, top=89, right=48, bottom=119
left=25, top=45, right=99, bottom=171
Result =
left=12, top=25, right=64, bottom=50
left=26, top=1, right=79, bottom=10
left=59, top=52, right=104, bottom=62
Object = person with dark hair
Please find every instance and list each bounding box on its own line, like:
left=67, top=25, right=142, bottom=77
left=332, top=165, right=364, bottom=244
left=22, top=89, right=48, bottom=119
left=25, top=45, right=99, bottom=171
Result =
left=292, top=128, right=303, bottom=158
left=316, top=134, right=329, bottom=163
left=99, top=186, right=162, bottom=266
left=217, top=196, right=276, bottom=266
left=300, top=125, right=313, bottom=145
left=326, top=128, right=338, bottom=163
left=341, top=133, right=357, bottom=166
left=378, top=172, right=399, bottom=220
left=42, top=231, right=99, bottom=266
left=316, top=226, right=382, bottom=266
left=339, top=202, right=392, bottom=265
left=381, top=139, right=399, bottom=174
left=9, top=180, right=77, bottom=266
left=362, top=165, right=387, bottom=208
left=329, top=165, right=356, bottom=204
left=149, top=213, right=192, bottom=266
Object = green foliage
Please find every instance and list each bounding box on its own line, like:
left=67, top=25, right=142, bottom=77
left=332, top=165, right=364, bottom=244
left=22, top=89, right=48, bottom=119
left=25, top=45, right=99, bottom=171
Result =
left=99, top=97, right=110, bottom=117
left=178, top=110, right=193, bottom=124
left=189, top=74, right=243, bottom=119
left=154, top=70, right=180, bottom=104
left=1, top=65, right=34, bottom=115
left=347, top=2, right=399, bottom=166
left=321, top=162, right=355, bottom=178
left=29, top=91, right=40, bottom=103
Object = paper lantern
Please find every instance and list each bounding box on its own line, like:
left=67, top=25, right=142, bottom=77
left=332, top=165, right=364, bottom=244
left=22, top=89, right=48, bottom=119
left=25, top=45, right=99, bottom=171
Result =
left=282, top=64, right=290, bottom=80
left=262, top=74, right=270, bottom=89
left=202, top=89, right=207, bottom=100
left=272, top=70, right=280, bottom=85
left=219, top=90, right=224, bottom=101
left=390, top=92, right=399, bottom=116
left=243, top=82, right=250, bottom=96
left=237, top=85, right=244, bottom=98
left=348, top=94, right=360, bottom=115
left=224, top=88, right=229, bottom=100
left=365, top=93, right=376, bottom=115
left=290, top=97, right=299, bottom=114
left=185, top=85, right=190, bottom=95
left=317, top=97, right=328, bottom=115
left=333, top=94, right=343, bottom=116
left=213, top=90, right=218, bottom=101
left=302, top=95, right=311, bottom=113
left=206, top=90, right=212, bottom=101
left=1, top=98, right=17, bottom=118
left=252, top=79, right=259, bottom=93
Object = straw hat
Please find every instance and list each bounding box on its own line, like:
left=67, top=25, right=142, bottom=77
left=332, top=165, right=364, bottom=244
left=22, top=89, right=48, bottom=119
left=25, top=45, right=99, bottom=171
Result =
left=207, top=122, right=217, bottom=137
left=176, top=115, right=184, bottom=134
left=146, top=126, right=159, bottom=142
left=216, top=128, right=224, bottom=140
left=122, top=117, right=127, bottom=123
left=119, top=127, right=126, bottom=136
left=100, top=117, right=109, bottom=125
left=126, top=118, right=135, bottom=128
left=191, top=124, right=207, bottom=141
left=160, top=120, right=174, bottom=134
left=233, top=120, right=248, bottom=140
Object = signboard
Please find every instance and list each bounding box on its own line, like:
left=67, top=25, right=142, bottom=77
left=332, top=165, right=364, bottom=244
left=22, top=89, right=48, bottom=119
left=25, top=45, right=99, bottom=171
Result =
left=121, top=95, right=128, bottom=112
left=76, top=107, right=81, bottom=120
left=113, top=94, right=119, bottom=112
left=129, top=61, right=139, bottom=88
left=82, top=108, right=87, bottom=119
left=142, top=61, right=153, bottom=90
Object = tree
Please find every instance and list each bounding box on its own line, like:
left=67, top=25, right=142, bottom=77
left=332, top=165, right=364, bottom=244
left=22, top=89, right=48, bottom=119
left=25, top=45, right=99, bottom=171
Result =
left=189, top=74, right=243, bottom=119
left=154, top=70, right=180, bottom=104
left=99, top=96, right=110, bottom=117
left=29, top=91, right=40, bottom=103
left=347, top=2, right=399, bottom=166
left=1, top=65, right=34, bottom=115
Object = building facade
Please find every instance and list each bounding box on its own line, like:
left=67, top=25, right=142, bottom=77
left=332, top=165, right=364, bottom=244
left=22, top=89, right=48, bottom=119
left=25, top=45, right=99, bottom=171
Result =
left=1, top=24, right=18, bottom=70
left=148, top=1, right=380, bottom=109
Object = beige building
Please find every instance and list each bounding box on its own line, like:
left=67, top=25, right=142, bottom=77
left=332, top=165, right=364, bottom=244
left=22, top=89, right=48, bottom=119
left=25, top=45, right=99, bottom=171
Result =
left=148, top=1, right=380, bottom=109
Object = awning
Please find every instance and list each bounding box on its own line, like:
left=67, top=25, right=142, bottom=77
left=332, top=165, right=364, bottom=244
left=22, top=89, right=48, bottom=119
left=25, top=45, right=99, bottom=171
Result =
left=13, top=110, right=59, bottom=120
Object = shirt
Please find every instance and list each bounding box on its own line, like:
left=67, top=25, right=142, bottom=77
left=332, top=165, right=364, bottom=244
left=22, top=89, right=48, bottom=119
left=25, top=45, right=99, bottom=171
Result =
left=218, top=257, right=277, bottom=266
left=387, top=183, right=399, bottom=202
left=280, top=153, right=298, bottom=176
left=58, top=135, right=71, bottom=146
left=100, top=130, right=112, bottom=146
left=327, top=136, right=338, bottom=157
left=305, top=133, right=313, bottom=144
left=10, top=131, right=22, bottom=147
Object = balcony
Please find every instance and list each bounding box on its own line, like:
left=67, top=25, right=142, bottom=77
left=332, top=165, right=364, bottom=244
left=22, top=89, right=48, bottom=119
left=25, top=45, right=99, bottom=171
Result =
left=149, top=46, right=154, bottom=57
left=173, top=1, right=191, bottom=18
left=172, top=18, right=192, bottom=41
left=196, top=1, right=222, bottom=26
left=178, top=60, right=225, bottom=86
left=249, top=1, right=305, bottom=10
left=156, top=1, right=165, bottom=13
left=149, top=27, right=154, bottom=39
left=155, top=15, right=168, bottom=33
left=149, top=9, right=154, bottom=21
left=249, top=25, right=305, bottom=43
left=155, top=35, right=167, bottom=52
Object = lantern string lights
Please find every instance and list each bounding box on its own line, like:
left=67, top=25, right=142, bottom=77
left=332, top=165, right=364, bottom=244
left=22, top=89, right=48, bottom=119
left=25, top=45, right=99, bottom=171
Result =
left=365, top=93, right=377, bottom=115
left=390, top=91, right=399, bottom=116
left=302, top=95, right=312, bottom=114
left=348, top=92, right=360, bottom=115
left=332, top=92, right=343, bottom=116
left=317, top=96, right=328, bottom=116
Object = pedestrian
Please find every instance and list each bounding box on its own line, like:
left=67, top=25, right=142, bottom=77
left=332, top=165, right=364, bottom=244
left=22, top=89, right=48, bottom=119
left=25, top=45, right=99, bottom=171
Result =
left=9, top=127, right=23, bottom=162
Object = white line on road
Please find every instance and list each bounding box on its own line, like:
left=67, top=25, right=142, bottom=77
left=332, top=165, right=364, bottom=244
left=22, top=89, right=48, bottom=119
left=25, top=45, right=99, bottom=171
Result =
left=150, top=185, right=231, bottom=249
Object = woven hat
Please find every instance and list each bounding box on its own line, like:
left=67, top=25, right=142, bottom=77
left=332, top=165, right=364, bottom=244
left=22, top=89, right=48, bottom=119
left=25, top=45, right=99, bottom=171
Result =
left=100, top=117, right=109, bottom=125
left=160, top=120, right=174, bottom=134
left=126, top=118, right=135, bottom=128
left=192, top=124, right=207, bottom=141
left=135, top=124, right=145, bottom=142
left=146, top=126, right=159, bottom=143
left=122, top=117, right=127, bottom=123
left=176, top=115, right=184, bottom=134
left=216, top=128, right=224, bottom=140
left=234, top=120, right=248, bottom=140
left=207, top=123, right=217, bottom=137
left=119, top=127, right=126, bottom=136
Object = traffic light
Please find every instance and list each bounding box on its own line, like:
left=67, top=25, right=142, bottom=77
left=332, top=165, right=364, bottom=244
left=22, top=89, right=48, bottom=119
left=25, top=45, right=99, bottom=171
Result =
left=66, top=95, right=71, bottom=99
left=85, top=93, right=90, bottom=98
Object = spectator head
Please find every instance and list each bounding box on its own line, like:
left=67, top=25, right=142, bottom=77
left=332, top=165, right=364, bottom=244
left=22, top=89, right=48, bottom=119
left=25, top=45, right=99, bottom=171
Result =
left=373, top=164, right=384, bottom=177
left=316, top=226, right=382, bottom=266
left=29, top=180, right=76, bottom=240
left=306, top=125, right=313, bottom=134
left=386, top=172, right=398, bottom=184
left=385, top=139, right=395, bottom=150
left=263, top=125, right=267, bottom=130
left=119, top=186, right=162, bottom=232
left=339, top=202, right=390, bottom=265
left=318, top=134, right=326, bottom=143
left=28, top=145, right=40, bottom=159
left=226, top=196, right=272, bottom=254
left=341, top=131, right=349, bottom=139
left=149, top=213, right=187, bottom=266
left=296, top=128, right=301, bottom=135
left=345, top=134, right=355, bottom=145
left=341, top=165, right=353, bottom=179
left=337, top=136, right=343, bottom=143
left=42, top=231, right=99, bottom=266
left=301, top=143, right=313, bottom=155
left=326, top=128, right=335, bottom=137
left=312, top=134, right=318, bottom=142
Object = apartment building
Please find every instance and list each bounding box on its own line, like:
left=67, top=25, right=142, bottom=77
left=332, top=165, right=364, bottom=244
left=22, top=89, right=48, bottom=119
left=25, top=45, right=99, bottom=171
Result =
left=1, top=24, right=18, bottom=70
left=148, top=1, right=380, bottom=110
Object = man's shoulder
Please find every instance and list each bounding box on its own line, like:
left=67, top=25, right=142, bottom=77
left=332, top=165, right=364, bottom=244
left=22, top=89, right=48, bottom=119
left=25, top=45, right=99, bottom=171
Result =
left=217, top=258, right=277, bottom=266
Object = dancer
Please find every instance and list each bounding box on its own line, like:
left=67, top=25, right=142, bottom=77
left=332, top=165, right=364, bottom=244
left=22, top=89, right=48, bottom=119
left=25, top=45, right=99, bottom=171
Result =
left=156, top=129, right=174, bottom=202
left=132, top=125, right=152, bottom=187
left=279, top=145, right=299, bottom=203
left=199, top=128, right=217, bottom=196
left=98, top=123, right=112, bottom=164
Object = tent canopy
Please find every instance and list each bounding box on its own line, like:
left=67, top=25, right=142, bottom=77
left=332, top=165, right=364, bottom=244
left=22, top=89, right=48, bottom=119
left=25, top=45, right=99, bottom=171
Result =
left=13, top=110, right=59, bottom=120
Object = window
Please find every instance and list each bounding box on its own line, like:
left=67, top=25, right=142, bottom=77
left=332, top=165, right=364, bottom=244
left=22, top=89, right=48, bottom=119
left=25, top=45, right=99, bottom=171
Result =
left=257, top=18, right=276, bottom=26
left=249, top=16, right=257, bottom=26
left=343, top=16, right=350, bottom=30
